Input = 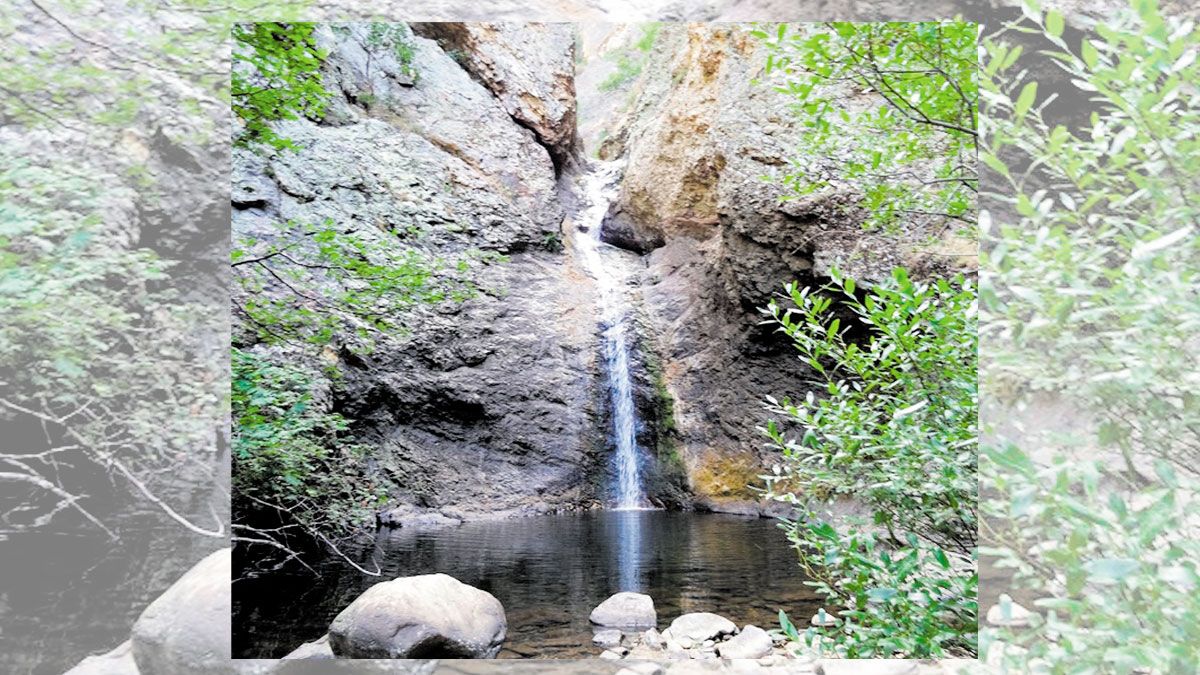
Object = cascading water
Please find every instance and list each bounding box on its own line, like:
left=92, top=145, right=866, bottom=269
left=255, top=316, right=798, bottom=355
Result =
left=575, top=162, right=650, bottom=511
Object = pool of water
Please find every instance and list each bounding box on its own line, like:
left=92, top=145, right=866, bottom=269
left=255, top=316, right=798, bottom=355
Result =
left=232, top=510, right=822, bottom=659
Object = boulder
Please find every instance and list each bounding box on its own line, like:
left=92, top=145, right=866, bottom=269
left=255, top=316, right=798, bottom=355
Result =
left=64, top=640, right=138, bottom=675
left=590, top=592, right=658, bottom=628
left=667, top=612, right=738, bottom=643
left=716, top=625, right=773, bottom=660
left=593, top=628, right=624, bottom=648
left=328, top=573, right=506, bottom=658
left=282, top=634, right=334, bottom=660
left=130, top=548, right=267, bottom=675
left=411, top=22, right=581, bottom=167
left=643, top=627, right=666, bottom=649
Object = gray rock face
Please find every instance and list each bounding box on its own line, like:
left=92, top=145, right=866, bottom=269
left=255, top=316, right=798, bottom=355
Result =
left=668, top=612, right=738, bottom=642
left=412, top=22, right=582, bottom=168
left=233, top=23, right=606, bottom=520
left=590, top=592, right=658, bottom=628
left=328, top=573, right=506, bottom=658
left=130, top=549, right=266, bottom=675
left=716, top=625, right=773, bottom=659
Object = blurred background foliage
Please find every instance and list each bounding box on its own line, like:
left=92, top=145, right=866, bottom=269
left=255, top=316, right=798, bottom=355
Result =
left=979, top=0, right=1199, bottom=671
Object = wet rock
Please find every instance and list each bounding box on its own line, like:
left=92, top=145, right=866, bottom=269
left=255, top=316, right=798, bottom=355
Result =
left=64, top=640, right=138, bottom=675
left=590, top=592, right=658, bottom=628
left=668, top=612, right=738, bottom=643
left=593, top=629, right=625, bottom=648
left=716, top=625, right=773, bottom=660
left=282, top=634, right=334, bottom=660
left=328, top=573, right=506, bottom=658
left=130, top=548, right=265, bottom=675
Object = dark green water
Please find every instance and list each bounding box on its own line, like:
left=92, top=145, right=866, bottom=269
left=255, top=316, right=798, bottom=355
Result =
left=232, top=510, right=821, bottom=659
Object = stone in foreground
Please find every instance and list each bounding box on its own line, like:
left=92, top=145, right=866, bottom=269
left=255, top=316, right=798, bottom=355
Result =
left=716, top=624, right=773, bottom=660
left=328, top=573, right=506, bottom=658
left=131, top=548, right=265, bottom=675
left=593, top=628, right=624, bottom=648
left=667, top=612, right=738, bottom=642
left=590, top=592, right=657, bottom=628
left=818, top=659, right=919, bottom=675
left=282, top=634, right=334, bottom=660
left=64, top=640, right=138, bottom=675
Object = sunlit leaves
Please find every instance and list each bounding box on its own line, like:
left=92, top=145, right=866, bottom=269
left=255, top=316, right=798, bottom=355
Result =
left=763, top=269, right=978, bottom=657
left=231, top=22, right=330, bottom=150
left=980, top=1, right=1200, bottom=671
left=755, top=22, right=978, bottom=232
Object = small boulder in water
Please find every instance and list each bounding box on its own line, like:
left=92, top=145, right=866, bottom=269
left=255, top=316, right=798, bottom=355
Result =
left=668, top=612, right=738, bottom=642
left=328, top=573, right=506, bottom=658
left=592, top=628, right=623, bottom=648
left=717, top=624, right=773, bottom=659
left=589, top=592, right=657, bottom=628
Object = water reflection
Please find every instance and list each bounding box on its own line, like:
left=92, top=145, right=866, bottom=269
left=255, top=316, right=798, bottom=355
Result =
left=615, top=510, right=643, bottom=592
left=234, top=511, right=818, bottom=659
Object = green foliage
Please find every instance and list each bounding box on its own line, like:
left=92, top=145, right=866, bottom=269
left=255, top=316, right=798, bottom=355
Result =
left=763, top=268, right=978, bottom=657
left=539, top=230, right=564, bottom=252
left=979, top=0, right=1200, bottom=671
left=0, top=148, right=217, bottom=532
left=599, top=52, right=645, bottom=92
left=364, top=22, right=418, bottom=81
left=636, top=23, right=662, bottom=53
left=754, top=22, right=978, bottom=232
left=232, top=347, right=387, bottom=571
left=231, top=22, right=330, bottom=150
left=232, top=219, right=472, bottom=350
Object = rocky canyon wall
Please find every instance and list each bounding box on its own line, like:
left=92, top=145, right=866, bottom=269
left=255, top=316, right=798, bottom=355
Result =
left=232, top=23, right=611, bottom=524
left=579, top=23, right=977, bottom=513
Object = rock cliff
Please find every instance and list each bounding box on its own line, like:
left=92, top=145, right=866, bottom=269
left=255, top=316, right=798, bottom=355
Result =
left=578, top=23, right=976, bottom=512
left=232, top=23, right=607, bottom=522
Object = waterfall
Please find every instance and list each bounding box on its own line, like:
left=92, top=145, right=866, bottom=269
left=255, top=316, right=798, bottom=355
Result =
left=575, top=163, right=650, bottom=511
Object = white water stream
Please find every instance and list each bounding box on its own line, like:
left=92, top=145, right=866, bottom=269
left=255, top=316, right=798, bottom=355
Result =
left=574, top=163, right=650, bottom=511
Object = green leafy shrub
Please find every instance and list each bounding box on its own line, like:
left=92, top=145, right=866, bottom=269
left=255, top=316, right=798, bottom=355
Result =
left=978, top=0, right=1200, bottom=671
left=763, top=268, right=978, bottom=657
left=232, top=348, right=388, bottom=575
left=636, top=23, right=662, bottom=52
left=755, top=22, right=978, bottom=232
left=231, top=22, right=330, bottom=150
left=599, top=52, right=644, bottom=92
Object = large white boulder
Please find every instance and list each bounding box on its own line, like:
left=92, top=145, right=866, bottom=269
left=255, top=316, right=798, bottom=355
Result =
left=328, top=573, right=506, bottom=658
left=131, top=548, right=268, bottom=674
